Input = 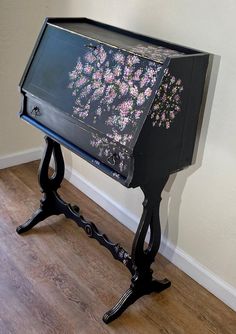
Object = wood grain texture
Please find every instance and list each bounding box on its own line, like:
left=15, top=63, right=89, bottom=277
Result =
left=0, top=161, right=235, bottom=334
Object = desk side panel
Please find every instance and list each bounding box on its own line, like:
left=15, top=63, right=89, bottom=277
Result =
left=131, top=55, right=208, bottom=186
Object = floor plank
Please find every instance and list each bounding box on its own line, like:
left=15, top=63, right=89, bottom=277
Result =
left=0, top=161, right=235, bottom=334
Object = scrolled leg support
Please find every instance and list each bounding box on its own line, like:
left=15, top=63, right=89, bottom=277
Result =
left=103, top=176, right=171, bottom=324
left=16, top=136, right=170, bottom=324
left=16, top=136, right=65, bottom=234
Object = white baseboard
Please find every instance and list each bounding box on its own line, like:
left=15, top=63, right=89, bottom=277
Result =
left=159, top=237, right=236, bottom=312
left=65, top=166, right=236, bottom=312
left=0, top=147, right=42, bottom=170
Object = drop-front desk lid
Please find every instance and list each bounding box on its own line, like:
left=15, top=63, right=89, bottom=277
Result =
left=19, top=18, right=209, bottom=187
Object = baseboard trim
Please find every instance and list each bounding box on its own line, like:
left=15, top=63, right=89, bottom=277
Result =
left=65, top=166, right=236, bottom=312
left=0, top=147, right=42, bottom=170
left=159, top=237, right=236, bottom=312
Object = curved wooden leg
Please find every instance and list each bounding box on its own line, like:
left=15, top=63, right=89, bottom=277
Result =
left=103, top=176, right=171, bottom=324
left=16, top=136, right=66, bottom=234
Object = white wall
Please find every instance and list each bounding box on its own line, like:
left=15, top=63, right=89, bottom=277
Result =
left=0, top=1, right=47, bottom=156
left=1, top=0, right=235, bottom=307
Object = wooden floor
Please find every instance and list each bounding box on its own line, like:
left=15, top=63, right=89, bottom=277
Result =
left=0, top=161, right=235, bottom=334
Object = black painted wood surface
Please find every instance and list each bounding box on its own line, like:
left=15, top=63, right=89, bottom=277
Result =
left=19, top=17, right=209, bottom=187
left=17, top=17, right=210, bottom=324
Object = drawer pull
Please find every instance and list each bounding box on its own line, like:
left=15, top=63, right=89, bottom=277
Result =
left=107, top=153, right=119, bottom=166
left=31, top=106, right=41, bottom=117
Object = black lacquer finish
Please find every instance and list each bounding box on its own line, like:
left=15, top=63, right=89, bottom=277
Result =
left=16, top=136, right=170, bottom=322
left=19, top=17, right=209, bottom=186
left=16, top=17, right=210, bottom=324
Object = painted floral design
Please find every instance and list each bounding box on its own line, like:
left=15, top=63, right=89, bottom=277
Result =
left=130, top=44, right=184, bottom=64
left=90, top=133, right=129, bottom=173
left=150, top=69, right=184, bottom=129
left=68, top=43, right=184, bottom=175
left=68, top=45, right=161, bottom=145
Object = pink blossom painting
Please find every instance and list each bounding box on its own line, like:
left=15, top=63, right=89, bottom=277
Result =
left=68, top=44, right=161, bottom=145
left=150, top=69, right=184, bottom=129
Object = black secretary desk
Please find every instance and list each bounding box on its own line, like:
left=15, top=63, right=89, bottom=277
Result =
left=17, top=18, right=209, bottom=323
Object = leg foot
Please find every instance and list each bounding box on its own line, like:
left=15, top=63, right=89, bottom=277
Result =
left=16, top=208, right=52, bottom=234
left=103, top=278, right=171, bottom=324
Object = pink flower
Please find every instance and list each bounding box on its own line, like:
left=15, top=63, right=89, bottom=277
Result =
left=163, top=84, right=168, bottom=92
left=92, top=81, right=101, bottom=89
left=130, top=86, right=138, bottom=97
left=85, top=52, right=96, bottom=63
left=73, top=106, right=81, bottom=114
left=133, top=68, right=143, bottom=81
left=69, top=70, right=77, bottom=80
left=84, top=64, right=93, bottom=74
left=133, top=69, right=142, bottom=81
left=120, top=134, right=133, bottom=145
left=114, top=133, right=122, bottom=142
left=96, top=107, right=102, bottom=116
left=76, top=61, right=83, bottom=72
left=140, top=76, right=149, bottom=88
left=98, top=47, right=107, bottom=64
left=144, top=87, right=152, bottom=97
left=126, top=55, right=140, bottom=66
left=146, top=67, right=156, bottom=78
left=105, top=86, right=117, bottom=103
left=80, top=84, right=92, bottom=98
left=124, top=66, right=133, bottom=76
left=91, top=86, right=105, bottom=100
left=137, top=93, right=145, bottom=106
left=135, top=110, right=143, bottom=119
left=113, top=65, right=122, bottom=76
left=114, top=52, right=125, bottom=64
left=118, top=100, right=133, bottom=115
left=119, top=117, right=129, bottom=130
left=162, top=94, right=167, bottom=102
left=92, top=70, right=102, bottom=80
left=153, top=103, right=159, bottom=111
left=119, top=82, right=129, bottom=95
left=174, top=94, right=180, bottom=102
left=104, top=69, right=115, bottom=83
left=75, top=77, right=87, bottom=87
